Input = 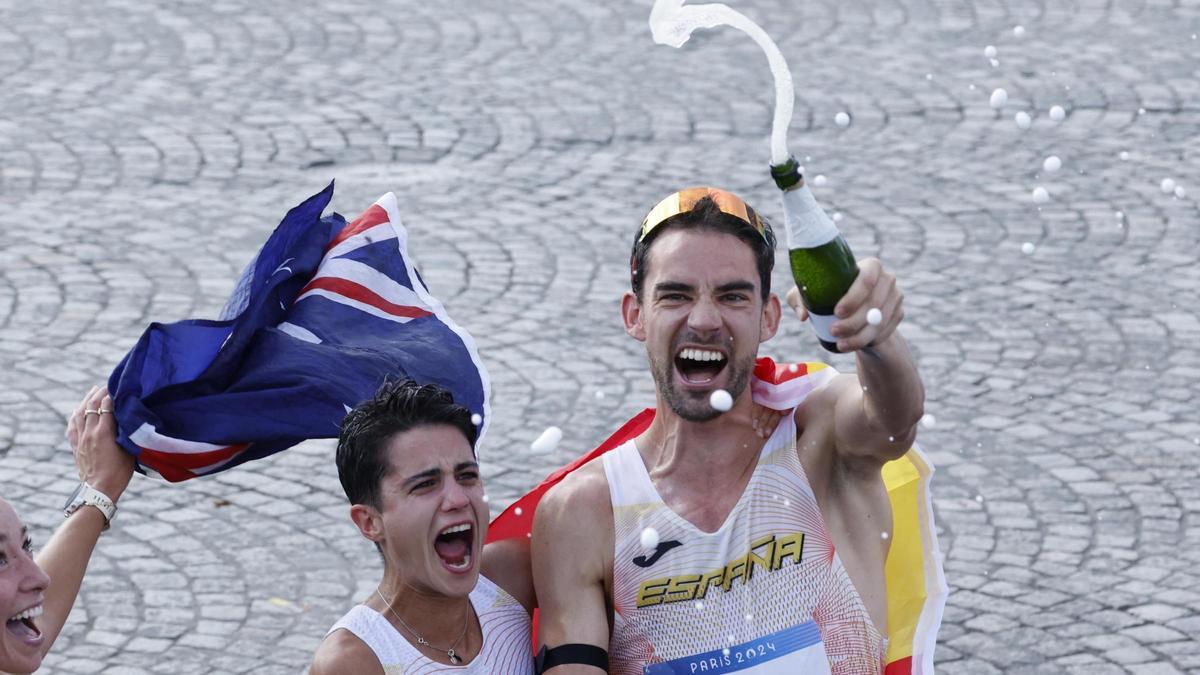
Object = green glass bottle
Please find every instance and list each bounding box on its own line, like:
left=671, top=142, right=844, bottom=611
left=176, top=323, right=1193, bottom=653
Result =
left=770, top=156, right=859, bottom=353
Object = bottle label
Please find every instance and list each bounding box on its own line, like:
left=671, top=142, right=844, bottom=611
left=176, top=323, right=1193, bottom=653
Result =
left=807, top=310, right=837, bottom=344
left=781, top=185, right=839, bottom=250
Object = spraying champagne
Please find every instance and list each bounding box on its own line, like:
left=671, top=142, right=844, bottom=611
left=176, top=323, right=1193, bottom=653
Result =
left=650, top=1, right=859, bottom=351
left=770, top=157, right=858, bottom=353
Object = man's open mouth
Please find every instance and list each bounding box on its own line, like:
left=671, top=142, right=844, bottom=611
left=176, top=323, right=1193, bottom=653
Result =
left=6, top=604, right=43, bottom=644
left=433, top=522, right=475, bottom=572
left=674, top=347, right=728, bottom=384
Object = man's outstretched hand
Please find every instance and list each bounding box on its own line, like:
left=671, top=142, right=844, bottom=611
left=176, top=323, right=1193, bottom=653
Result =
left=785, top=257, right=905, bottom=353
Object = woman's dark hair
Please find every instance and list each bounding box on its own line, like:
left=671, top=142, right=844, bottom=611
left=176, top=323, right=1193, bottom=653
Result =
left=335, top=379, right=478, bottom=509
left=630, top=196, right=776, bottom=301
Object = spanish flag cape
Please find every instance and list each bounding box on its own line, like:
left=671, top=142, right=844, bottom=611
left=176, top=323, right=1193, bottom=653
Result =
left=488, top=357, right=948, bottom=675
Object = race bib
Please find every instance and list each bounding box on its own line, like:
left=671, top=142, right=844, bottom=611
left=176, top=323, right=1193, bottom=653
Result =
left=643, top=622, right=831, bottom=675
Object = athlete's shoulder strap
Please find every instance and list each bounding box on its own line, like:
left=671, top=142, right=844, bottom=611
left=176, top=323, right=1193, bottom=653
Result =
left=601, top=440, right=659, bottom=507
left=326, top=605, right=408, bottom=666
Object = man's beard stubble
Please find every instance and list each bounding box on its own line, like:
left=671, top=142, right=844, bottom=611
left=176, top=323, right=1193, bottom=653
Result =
left=649, top=349, right=757, bottom=423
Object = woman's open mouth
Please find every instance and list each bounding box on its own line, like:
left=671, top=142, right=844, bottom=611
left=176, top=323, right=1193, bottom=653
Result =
left=6, top=603, right=43, bottom=646
left=674, top=347, right=728, bottom=385
left=433, top=522, right=475, bottom=573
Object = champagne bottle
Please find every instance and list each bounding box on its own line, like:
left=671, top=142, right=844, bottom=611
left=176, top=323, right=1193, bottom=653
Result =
left=770, top=156, right=858, bottom=353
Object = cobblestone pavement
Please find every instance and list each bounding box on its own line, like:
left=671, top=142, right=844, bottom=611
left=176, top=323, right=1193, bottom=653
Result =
left=1, top=0, right=1198, bottom=672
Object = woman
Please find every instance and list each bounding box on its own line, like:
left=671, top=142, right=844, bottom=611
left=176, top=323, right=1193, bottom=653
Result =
left=1, top=386, right=134, bottom=675
left=310, top=380, right=535, bottom=674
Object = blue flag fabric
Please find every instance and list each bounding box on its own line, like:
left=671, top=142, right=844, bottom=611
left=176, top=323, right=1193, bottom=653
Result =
left=108, top=182, right=491, bottom=481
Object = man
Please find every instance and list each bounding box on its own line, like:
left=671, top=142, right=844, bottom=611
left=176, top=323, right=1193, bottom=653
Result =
left=532, top=188, right=924, bottom=674
left=311, top=380, right=534, bottom=674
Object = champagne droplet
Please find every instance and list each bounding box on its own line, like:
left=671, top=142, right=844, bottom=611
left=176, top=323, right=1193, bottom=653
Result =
left=1049, top=105, right=1066, bottom=121
left=1032, top=187, right=1050, bottom=204
left=866, top=308, right=883, bottom=326
left=1043, top=156, right=1062, bottom=173
left=640, top=527, right=660, bottom=550
left=1161, top=178, right=1177, bottom=194
left=470, top=413, right=483, bottom=426
left=1022, top=242, right=1036, bottom=255
left=983, top=45, right=997, bottom=58
left=1014, top=111, right=1032, bottom=130
left=834, top=111, right=851, bottom=127
left=1013, top=25, right=1026, bottom=38
left=709, top=389, right=733, bottom=412
left=530, top=426, right=563, bottom=453
left=813, top=175, right=827, bottom=187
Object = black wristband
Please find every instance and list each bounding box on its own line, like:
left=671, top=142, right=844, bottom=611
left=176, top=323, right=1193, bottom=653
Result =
left=535, top=643, right=609, bottom=673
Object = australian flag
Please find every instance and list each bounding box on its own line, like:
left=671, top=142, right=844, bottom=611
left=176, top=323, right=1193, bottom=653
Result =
left=107, top=182, right=490, bottom=482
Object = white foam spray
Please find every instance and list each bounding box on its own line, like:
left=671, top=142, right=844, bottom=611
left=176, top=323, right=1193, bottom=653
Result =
left=650, top=0, right=795, bottom=165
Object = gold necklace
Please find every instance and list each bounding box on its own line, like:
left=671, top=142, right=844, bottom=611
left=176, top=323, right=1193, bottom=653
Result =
left=376, top=588, right=469, bottom=665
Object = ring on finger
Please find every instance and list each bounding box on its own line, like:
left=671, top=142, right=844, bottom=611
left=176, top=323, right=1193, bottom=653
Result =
left=98, top=408, right=112, bottom=414
left=84, top=409, right=100, bottom=415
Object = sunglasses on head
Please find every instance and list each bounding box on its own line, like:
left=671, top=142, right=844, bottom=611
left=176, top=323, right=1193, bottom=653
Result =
left=638, top=187, right=768, bottom=243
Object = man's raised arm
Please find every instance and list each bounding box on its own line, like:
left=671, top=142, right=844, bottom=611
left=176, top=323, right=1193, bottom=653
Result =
left=532, top=465, right=612, bottom=674
left=789, top=258, right=925, bottom=463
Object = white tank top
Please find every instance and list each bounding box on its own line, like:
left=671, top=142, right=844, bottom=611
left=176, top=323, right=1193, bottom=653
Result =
left=603, top=415, right=886, bottom=675
left=325, top=574, right=533, bottom=674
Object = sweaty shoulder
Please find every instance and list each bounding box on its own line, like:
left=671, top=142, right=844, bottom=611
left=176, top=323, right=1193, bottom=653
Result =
left=536, top=458, right=612, bottom=538
left=310, top=627, right=385, bottom=675
left=542, top=454, right=614, bottom=516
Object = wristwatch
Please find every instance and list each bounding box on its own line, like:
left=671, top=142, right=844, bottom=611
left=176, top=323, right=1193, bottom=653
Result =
left=63, top=483, right=117, bottom=531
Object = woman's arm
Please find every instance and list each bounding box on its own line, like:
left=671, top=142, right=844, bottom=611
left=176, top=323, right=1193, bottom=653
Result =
left=34, top=386, right=134, bottom=656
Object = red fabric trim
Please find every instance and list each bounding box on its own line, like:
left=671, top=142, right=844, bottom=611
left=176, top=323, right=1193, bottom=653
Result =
left=298, top=277, right=432, bottom=319
left=137, top=454, right=197, bottom=483
left=884, top=656, right=912, bottom=675
left=138, top=443, right=249, bottom=472
left=326, top=204, right=389, bottom=251
left=753, top=356, right=809, bottom=384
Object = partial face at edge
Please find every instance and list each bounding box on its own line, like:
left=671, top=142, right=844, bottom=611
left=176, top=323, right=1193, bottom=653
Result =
left=0, top=499, right=49, bottom=675
left=624, top=229, right=780, bottom=421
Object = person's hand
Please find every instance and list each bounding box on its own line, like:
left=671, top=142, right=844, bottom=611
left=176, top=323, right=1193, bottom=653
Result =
left=828, top=258, right=904, bottom=352
left=66, top=386, right=135, bottom=503
left=750, top=402, right=789, bottom=439
left=784, top=286, right=808, bottom=323
left=786, top=259, right=905, bottom=352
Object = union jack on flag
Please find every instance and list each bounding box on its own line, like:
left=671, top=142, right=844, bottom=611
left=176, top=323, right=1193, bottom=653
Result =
left=107, top=182, right=490, bottom=482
